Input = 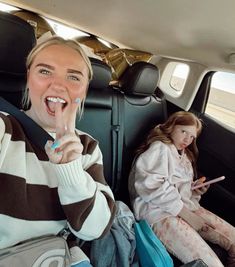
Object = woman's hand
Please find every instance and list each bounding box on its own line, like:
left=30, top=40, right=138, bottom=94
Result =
left=45, top=101, right=83, bottom=164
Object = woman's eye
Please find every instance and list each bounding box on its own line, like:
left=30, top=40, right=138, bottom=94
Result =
left=39, top=69, right=50, bottom=75
left=68, top=75, right=80, bottom=81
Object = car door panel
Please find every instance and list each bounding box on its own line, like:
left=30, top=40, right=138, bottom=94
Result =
left=197, top=114, right=235, bottom=225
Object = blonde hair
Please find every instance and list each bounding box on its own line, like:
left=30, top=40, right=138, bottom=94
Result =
left=136, top=111, right=203, bottom=177
left=23, top=36, right=93, bottom=117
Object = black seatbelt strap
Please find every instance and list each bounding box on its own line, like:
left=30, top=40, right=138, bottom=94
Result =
left=0, top=97, right=53, bottom=149
left=111, top=90, right=120, bottom=192
left=111, top=89, right=124, bottom=194
left=115, top=92, right=124, bottom=195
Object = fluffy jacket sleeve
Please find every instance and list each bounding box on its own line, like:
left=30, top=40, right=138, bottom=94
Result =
left=134, top=141, right=184, bottom=216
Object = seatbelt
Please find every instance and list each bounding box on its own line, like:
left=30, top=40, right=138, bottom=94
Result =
left=111, top=90, right=124, bottom=194
left=0, top=97, right=53, bottom=149
left=115, top=92, right=125, bottom=195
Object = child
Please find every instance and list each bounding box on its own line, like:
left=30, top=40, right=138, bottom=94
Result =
left=129, top=111, right=235, bottom=267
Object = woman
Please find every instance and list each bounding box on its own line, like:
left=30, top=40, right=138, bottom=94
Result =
left=129, top=111, right=235, bottom=267
left=0, top=36, right=115, bottom=266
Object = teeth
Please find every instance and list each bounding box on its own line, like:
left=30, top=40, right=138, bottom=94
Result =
left=47, top=97, right=66, bottom=104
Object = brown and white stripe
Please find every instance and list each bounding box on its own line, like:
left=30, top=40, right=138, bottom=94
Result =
left=0, top=112, right=115, bottom=249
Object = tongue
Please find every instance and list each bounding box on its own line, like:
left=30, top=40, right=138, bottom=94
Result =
left=47, top=101, right=57, bottom=113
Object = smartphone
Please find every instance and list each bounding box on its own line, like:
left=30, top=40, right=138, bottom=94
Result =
left=191, top=176, right=225, bottom=190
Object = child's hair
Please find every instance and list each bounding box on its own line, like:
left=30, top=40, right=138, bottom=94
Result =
left=135, top=111, right=202, bottom=177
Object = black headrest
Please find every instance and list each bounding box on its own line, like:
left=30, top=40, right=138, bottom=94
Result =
left=119, top=61, right=159, bottom=96
left=0, top=11, right=36, bottom=92
left=89, top=57, right=112, bottom=89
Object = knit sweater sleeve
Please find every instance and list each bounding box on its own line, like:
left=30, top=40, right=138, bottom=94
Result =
left=0, top=114, right=9, bottom=156
left=134, top=141, right=183, bottom=216
left=51, top=135, right=115, bottom=241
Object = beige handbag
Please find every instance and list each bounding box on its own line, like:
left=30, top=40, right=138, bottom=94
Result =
left=0, top=235, right=71, bottom=267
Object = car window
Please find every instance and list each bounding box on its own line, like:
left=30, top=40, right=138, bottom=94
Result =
left=170, top=63, right=189, bottom=93
left=205, top=71, right=235, bottom=129
left=45, top=18, right=89, bottom=39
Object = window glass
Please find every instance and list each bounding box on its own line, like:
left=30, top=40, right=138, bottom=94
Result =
left=206, top=71, right=235, bottom=129
left=170, top=63, right=189, bottom=92
left=0, top=2, right=19, bottom=12
left=45, top=19, right=89, bottom=39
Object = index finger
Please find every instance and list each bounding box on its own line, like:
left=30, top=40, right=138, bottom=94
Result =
left=55, top=102, right=66, bottom=140
left=66, top=98, right=80, bottom=133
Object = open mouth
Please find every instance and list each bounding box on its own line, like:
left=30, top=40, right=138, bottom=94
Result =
left=45, top=96, right=68, bottom=115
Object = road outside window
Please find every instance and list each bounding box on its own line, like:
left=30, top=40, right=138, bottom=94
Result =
left=206, top=71, right=235, bottom=129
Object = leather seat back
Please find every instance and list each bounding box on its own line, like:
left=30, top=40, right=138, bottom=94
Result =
left=0, top=11, right=36, bottom=108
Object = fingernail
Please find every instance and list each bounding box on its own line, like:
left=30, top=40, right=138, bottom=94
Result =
left=75, top=98, right=80, bottom=103
left=51, top=140, right=60, bottom=149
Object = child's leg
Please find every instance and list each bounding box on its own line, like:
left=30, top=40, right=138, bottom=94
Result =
left=152, top=216, right=224, bottom=267
left=195, top=207, right=235, bottom=267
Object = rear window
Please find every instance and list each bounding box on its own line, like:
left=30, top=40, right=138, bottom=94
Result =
left=170, top=63, right=189, bottom=92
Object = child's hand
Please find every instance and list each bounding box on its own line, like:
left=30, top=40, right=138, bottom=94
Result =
left=192, top=176, right=206, bottom=186
left=194, top=184, right=210, bottom=195
left=45, top=100, right=83, bottom=164
left=192, top=176, right=209, bottom=195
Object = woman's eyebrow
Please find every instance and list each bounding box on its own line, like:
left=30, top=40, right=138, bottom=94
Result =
left=35, top=64, right=84, bottom=76
left=67, top=69, right=84, bottom=76
left=35, top=63, right=54, bottom=69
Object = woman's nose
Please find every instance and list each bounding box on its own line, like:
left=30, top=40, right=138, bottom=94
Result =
left=51, top=77, right=67, bottom=92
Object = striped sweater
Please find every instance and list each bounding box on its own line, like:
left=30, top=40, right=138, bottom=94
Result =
left=0, top=111, right=116, bottom=249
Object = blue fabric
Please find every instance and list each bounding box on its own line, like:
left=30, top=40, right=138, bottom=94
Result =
left=71, top=261, right=93, bottom=267
left=134, top=220, right=174, bottom=267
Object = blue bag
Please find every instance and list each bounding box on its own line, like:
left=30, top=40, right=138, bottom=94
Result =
left=134, top=220, right=174, bottom=267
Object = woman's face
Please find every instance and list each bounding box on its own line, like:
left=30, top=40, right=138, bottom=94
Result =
left=27, top=44, right=89, bottom=131
left=170, top=125, right=197, bottom=151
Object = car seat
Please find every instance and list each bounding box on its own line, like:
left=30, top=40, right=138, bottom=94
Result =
left=0, top=10, right=36, bottom=109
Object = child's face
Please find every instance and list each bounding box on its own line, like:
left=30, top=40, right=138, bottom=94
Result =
left=170, top=125, right=197, bottom=151
left=27, top=44, right=89, bottom=131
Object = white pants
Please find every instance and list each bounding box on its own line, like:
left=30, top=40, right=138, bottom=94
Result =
left=152, top=207, right=235, bottom=267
